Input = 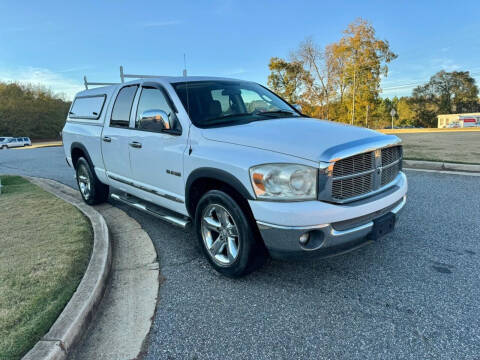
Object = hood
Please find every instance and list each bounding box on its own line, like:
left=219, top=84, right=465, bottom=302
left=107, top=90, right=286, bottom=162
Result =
left=201, top=117, right=398, bottom=162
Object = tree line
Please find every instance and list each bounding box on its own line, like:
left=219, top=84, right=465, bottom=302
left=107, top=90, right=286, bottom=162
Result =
left=267, top=18, right=480, bottom=128
left=0, top=82, right=71, bottom=140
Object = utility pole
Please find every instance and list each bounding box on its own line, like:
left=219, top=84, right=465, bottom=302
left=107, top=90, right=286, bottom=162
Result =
left=351, top=68, right=356, bottom=125
left=365, top=104, right=369, bottom=128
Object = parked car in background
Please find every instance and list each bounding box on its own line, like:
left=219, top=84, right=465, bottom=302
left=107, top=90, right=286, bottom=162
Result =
left=2, top=138, right=24, bottom=149
left=22, top=137, right=32, bottom=146
left=447, top=122, right=460, bottom=128
left=0, top=137, right=12, bottom=149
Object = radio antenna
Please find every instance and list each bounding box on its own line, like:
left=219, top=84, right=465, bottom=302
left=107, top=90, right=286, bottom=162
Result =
left=183, top=54, right=188, bottom=77
left=183, top=53, right=190, bottom=117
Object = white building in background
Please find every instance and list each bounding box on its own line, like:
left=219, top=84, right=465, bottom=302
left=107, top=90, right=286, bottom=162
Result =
left=437, top=113, right=480, bottom=128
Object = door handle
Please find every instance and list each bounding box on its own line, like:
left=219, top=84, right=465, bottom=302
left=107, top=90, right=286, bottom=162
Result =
left=129, top=141, right=142, bottom=149
left=102, top=136, right=112, bottom=143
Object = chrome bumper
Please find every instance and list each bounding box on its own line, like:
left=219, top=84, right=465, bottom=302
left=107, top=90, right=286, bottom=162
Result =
left=257, top=195, right=406, bottom=260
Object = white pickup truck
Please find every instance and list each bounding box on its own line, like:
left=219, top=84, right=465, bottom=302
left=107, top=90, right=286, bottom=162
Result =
left=62, top=76, right=407, bottom=277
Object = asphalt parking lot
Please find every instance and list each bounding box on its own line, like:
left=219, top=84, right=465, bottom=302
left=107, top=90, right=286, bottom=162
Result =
left=1, top=147, right=480, bottom=359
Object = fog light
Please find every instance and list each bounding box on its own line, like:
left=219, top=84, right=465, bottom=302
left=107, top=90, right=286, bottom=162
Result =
left=299, top=232, right=310, bottom=245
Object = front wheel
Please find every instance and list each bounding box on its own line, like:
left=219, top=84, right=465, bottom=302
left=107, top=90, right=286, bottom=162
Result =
left=195, top=190, right=266, bottom=278
left=75, top=157, right=109, bottom=205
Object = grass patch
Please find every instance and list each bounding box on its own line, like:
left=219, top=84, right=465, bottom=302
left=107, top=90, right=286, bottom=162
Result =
left=0, top=176, right=92, bottom=360
left=397, top=132, right=480, bottom=164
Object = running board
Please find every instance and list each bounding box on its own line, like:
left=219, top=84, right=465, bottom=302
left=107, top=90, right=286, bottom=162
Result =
left=110, top=192, right=191, bottom=229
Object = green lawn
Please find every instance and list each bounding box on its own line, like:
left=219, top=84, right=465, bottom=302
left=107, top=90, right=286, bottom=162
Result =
left=397, top=131, right=480, bottom=164
left=0, top=176, right=92, bottom=360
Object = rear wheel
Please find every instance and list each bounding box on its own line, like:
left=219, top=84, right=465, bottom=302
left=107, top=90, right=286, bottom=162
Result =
left=195, top=190, right=266, bottom=277
left=75, top=157, right=109, bottom=205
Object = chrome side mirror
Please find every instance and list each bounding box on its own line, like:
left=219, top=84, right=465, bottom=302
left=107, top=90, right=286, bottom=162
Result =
left=293, top=104, right=302, bottom=113
left=139, top=109, right=171, bottom=131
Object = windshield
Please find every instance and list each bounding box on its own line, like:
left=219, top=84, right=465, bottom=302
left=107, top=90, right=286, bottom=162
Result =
left=172, top=80, right=301, bottom=127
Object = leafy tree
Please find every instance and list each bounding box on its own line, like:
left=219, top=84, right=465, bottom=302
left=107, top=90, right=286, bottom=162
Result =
left=408, top=70, right=480, bottom=127
left=267, top=57, right=305, bottom=104
left=0, top=82, right=70, bottom=139
left=292, top=37, right=335, bottom=119
left=332, top=18, right=397, bottom=125
left=266, top=20, right=480, bottom=129
left=412, top=70, right=479, bottom=115
left=396, top=97, right=415, bottom=126
left=267, top=19, right=397, bottom=126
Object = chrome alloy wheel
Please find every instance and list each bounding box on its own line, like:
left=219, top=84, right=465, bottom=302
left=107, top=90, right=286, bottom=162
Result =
left=77, top=164, right=91, bottom=200
left=201, top=204, right=240, bottom=266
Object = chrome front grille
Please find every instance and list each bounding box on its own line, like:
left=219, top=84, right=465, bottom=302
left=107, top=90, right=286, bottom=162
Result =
left=332, top=151, right=374, bottom=177
left=381, top=145, right=402, bottom=186
left=332, top=172, right=373, bottom=200
left=381, top=160, right=402, bottom=186
left=382, top=146, right=402, bottom=167
left=328, top=145, right=403, bottom=202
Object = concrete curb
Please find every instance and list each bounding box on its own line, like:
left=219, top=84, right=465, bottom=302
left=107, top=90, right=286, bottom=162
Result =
left=403, top=159, right=480, bottom=173
left=21, top=177, right=112, bottom=360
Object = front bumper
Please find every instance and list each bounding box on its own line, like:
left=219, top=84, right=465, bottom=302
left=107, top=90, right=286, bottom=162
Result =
left=250, top=172, right=407, bottom=260
left=257, top=195, right=406, bottom=260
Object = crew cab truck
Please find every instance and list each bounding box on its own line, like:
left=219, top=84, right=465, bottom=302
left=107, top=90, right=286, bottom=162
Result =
left=62, top=76, right=407, bottom=277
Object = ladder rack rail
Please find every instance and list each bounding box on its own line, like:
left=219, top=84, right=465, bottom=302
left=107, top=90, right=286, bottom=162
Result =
left=83, top=76, right=118, bottom=90
left=83, top=65, right=180, bottom=90
left=120, top=66, right=163, bottom=82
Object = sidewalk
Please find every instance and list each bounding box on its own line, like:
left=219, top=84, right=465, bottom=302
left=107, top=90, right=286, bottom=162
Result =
left=69, top=202, right=159, bottom=360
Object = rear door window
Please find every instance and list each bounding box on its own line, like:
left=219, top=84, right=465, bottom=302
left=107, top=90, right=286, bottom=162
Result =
left=70, top=95, right=106, bottom=120
left=111, top=86, right=138, bottom=127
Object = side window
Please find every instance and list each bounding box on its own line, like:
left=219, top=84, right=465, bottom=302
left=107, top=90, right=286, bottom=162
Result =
left=111, top=85, right=138, bottom=127
left=70, top=95, right=106, bottom=120
left=135, top=87, right=178, bottom=132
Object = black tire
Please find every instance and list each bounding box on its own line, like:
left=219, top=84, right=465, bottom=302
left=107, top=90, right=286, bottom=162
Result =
left=75, top=157, right=109, bottom=205
left=195, top=190, right=266, bottom=278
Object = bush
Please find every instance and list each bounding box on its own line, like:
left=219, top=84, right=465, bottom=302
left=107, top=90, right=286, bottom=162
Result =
left=0, top=82, right=71, bottom=140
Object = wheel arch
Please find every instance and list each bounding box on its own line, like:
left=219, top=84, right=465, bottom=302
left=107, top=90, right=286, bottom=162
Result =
left=185, top=168, right=254, bottom=218
left=70, top=142, right=93, bottom=169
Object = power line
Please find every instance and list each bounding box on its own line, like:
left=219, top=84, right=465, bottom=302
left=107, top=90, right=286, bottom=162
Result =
left=381, top=71, right=480, bottom=91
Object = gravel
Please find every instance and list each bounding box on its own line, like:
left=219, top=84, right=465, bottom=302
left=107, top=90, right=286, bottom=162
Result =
left=2, top=147, right=480, bottom=359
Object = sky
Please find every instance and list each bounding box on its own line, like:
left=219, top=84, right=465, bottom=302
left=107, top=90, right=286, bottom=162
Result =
left=1, top=0, right=479, bottom=100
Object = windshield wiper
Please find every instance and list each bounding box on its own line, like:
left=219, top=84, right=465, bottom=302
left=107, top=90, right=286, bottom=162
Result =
left=253, top=110, right=296, bottom=117
left=204, top=111, right=287, bottom=127
left=206, top=113, right=252, bottom=122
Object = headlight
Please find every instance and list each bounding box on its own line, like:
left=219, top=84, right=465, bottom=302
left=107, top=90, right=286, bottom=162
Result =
left=249, top=164, right=317, bottom=201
